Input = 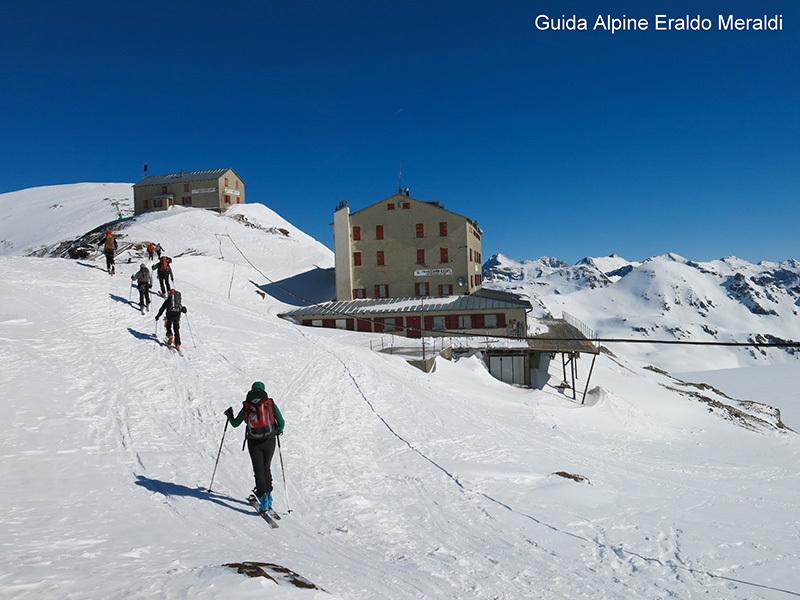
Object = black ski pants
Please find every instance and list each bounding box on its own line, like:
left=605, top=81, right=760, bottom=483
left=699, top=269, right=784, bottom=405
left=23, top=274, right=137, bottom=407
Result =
left=165, top=314, right=182, bottom=346
left=137, top=283, right=151, bottom=308
left=247, top=436, right=277, bottom=498
left=104, top=249, right=115, bottom=273
left=157, top=273, right=171, bottom=295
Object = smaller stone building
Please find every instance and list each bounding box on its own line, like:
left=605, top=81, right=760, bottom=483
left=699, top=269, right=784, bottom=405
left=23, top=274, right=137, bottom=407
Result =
left=133, top=168, right=245, bottom=215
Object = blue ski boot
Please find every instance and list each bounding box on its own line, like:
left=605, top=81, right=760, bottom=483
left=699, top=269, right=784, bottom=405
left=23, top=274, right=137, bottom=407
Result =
left=258, top=493, right=272, bottom=512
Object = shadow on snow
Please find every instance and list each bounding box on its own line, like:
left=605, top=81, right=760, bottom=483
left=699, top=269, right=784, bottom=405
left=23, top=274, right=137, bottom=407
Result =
left=133, top=475, right=252, bottom=515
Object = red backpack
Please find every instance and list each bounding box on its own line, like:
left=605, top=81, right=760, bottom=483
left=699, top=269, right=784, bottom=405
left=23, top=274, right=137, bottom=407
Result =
left=244, top=391, right=276, bottom=439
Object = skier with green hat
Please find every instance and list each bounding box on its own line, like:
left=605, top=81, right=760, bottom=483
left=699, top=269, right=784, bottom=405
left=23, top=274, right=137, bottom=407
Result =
left=225, top=381, right=285, bottom=511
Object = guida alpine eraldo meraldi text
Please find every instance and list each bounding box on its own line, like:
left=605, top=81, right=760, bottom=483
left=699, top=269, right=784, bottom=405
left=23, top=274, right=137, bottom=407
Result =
left=535, top=14, right=784, bottom=33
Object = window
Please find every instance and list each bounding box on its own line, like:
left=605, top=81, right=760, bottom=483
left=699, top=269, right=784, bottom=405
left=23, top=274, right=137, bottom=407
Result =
left=387, top=203, right=395, bottom=210
left=143, top=199, right=149, bottom=209
left=415, top=282, right=430, bottom=296
left=416, top=249, right=425, bottom=264
left=353, top=252, right=362, bottom=266
left=224, top=195, right=231, bottom=204
left=376, top=225, right=384, bottom=240
left=440, top=247, right=449, bottom=263
left=458, top=315, right=472, bottom=329
left=224, top=177, right=229, bottom=187
left=184, top=184, right=190, bottom=192
left=353, top=288, right=366, bottom=299
left=377, top=251, right=385, bottom=266
left=402, top=202, right=411, bottom=209
left=432, top=316, right=446, bottom=330
left=383, top=317, right=401, bottom=332
left=415, top=223, right=424, bottom=238
left=161, top=186, right=168, bottom=194
left=439, top=221, right=448, bottom=236
left=181, top=196, right=192, bottom=206
left=484, top=314, right=497, bottom=328
left=353, top=226, right=361, bottom=241
left=375, top=284, right=389, bottom=298
left=154, top=198, right=164, bottom=208
left=235, top=180, right=240, bottom=189
left=438, top=284, right=453, bottom=296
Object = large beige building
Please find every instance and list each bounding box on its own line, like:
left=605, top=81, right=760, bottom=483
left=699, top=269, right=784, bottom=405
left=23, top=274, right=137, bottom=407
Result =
left=133, top=168, right=244, bottom=215
left=333, top=192, right=483, bottom=301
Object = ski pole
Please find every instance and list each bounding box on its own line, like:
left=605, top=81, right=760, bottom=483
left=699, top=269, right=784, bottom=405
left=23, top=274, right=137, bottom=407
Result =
left=207, top=419, right=229, bottom=493
left=153, top=317, right=158, bottom=349
left=277, top=435, right=291, bottom=513
left=185, top=313, right=196, bottom=348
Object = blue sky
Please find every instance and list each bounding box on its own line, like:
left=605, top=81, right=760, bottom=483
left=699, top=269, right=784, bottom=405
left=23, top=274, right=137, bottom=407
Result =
left=1, top=1, right=797, bottom=264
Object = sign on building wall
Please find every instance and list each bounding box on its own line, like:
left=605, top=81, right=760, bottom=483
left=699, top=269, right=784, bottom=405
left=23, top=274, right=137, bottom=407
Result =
left=192, top=187, right=216, bottom=194
left=414, top=268, right=453, bottom=277
left=223, top=188, right=241, bottom=196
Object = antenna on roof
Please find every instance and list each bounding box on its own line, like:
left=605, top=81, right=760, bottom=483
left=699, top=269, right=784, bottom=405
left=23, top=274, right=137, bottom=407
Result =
left=398, top=162, right=403, bottom=194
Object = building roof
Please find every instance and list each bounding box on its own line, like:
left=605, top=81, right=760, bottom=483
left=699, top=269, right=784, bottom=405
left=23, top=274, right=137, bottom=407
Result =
left=279, top=288, right=531, bottom=319
left=134, top=168, right=241, bottom=187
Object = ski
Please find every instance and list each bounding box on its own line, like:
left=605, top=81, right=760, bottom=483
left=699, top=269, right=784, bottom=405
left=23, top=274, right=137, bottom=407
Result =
left=166, top=343, right=184, bottom=357
left=247, top=495, right=278, bottom=528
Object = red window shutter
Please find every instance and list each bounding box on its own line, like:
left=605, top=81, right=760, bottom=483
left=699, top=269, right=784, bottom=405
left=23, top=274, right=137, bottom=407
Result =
left=439, top=221, right=447, bottom=236
left=438, top=285, right=443, bottom=296
left=415, top=223, right=424, bottom=238
left=184, top=184, right=189, bottom=192
left=472, top=314, right=485, bottom=329
left=387, top=203, right=395, bottom=210
left=403, top=202, right=411, bottom=209
left=353, top=252, right=362, bottom=266
left=353, top=226, right=361, bottom=241
left=416, top=249, right=425, bottom=264
left=440, top=247, right=448, bottom=263
left=445, top=315, right=459, bottom=329
left=377, top=251, right=385, bottom=266
left=414, top=282, right=420, bottom=296
left=376, top=225, right=384, bottom=240
left=496, top=313, right=507, bottom=328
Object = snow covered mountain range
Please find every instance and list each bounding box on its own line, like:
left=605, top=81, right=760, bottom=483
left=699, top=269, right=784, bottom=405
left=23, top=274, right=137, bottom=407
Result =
left=1, top=183, right=799, bottom=599
left=483, top=253, right=800, bottom=372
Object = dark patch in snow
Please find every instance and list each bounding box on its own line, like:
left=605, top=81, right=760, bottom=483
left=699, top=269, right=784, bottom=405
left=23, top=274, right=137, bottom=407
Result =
left=553, top=471, right=591, bottom=485
left=223, top=562, right=323, bottom=590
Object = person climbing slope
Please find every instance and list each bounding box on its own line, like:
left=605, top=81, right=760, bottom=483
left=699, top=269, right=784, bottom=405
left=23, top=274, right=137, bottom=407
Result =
left=152, top=255, right=174, bottom=295
left=154, top=288, right=187, bottom=350
left=224, top=382, right=285, bottom=512
left=131, top=263, right=152, bottom=314
left=101, top=229, right=118, bottom=275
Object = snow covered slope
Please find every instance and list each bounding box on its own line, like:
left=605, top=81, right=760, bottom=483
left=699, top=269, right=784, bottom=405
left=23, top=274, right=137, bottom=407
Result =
left=484, top=252, right=800, bottom=371
left=1, top=185, right=799, bottom=599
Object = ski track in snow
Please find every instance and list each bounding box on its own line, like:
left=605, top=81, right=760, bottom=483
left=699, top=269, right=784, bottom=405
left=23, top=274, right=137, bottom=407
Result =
left=1, top=197, right=799, bottom=599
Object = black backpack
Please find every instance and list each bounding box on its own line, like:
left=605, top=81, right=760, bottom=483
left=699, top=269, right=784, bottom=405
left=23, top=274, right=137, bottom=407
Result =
left=166, top=290, right=183, bottom=314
